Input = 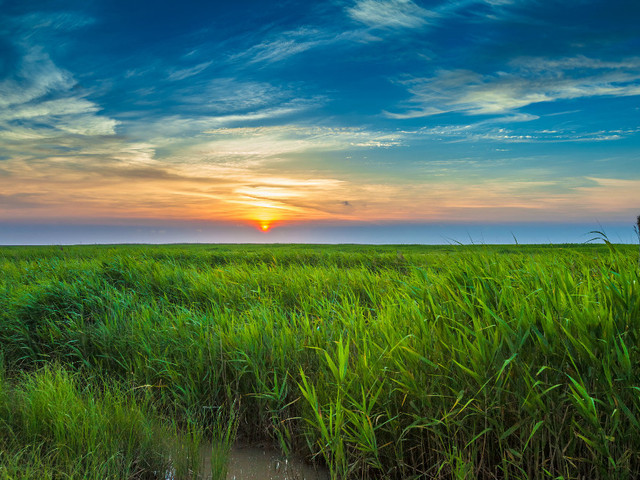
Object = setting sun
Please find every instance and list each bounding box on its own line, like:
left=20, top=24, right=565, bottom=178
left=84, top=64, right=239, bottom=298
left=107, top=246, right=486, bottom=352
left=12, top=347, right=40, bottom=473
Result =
left=251, top=209, right=280, bottom=233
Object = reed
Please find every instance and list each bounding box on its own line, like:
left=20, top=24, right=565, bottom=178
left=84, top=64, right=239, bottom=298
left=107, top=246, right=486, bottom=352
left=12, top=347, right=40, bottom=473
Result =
left=0, top=364, right=177, bottom=479
left=0, top=243, right=638, bottom=478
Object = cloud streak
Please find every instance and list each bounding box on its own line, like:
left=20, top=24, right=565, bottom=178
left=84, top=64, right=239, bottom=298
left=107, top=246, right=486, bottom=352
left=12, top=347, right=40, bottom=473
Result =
left=167, top=61, right=213, bottom=81
left=196, top=125, right=403, bottom=161
left=347, top=0, right=436, bottom=29
left=0, top=47, right=118, bottom=141
left=388, top=56, right=640, bottom=118
left=228, top=26, right=376, bottom=66
left=414, top=123, right=638, bottom=143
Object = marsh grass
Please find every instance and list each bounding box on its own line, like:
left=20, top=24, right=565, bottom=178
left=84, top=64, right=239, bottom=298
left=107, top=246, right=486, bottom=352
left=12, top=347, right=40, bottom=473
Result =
left=0, top=243, right=639, bottom=478
left=0, top=364, right=174, bottom=479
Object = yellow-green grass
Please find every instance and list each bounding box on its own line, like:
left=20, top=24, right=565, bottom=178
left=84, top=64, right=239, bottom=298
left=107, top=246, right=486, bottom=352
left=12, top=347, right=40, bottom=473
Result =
left=0, top=362, right=209, bottom=479
left=0, top=243, right=638, bottom=479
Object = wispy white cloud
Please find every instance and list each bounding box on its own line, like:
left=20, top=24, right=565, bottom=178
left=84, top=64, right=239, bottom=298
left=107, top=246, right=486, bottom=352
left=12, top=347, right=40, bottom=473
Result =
left=229, top=27, right=372, bottom=66
left=416, top=124, right=635, bottom=143
left=0, top=97, right=99, bottom=122
left=230, top=0, right=519, bottom=69
left=197, top=104, right=313, bottom=125
left=54, top=115, right=119, bottom=136
left=229, top=28, right=326, bottom=64
left=227, top=0, right=440, bottom=68
left=231, top=0, right=484, bottom=68
left=482, top=0, right=515, bottom=5
left=407, top=109, right=639, bottom=142
left=127, top=99, right=320, bottom=143
left=346, top=0, right=528, bottom=35
left=0, top=48, right=118, bottom=140
left=194, top=125, right=403, bottom=162
left=228, top=0, right=440, bottom=68
left=121, top=73, right=326, bottom=143
left=511, top=56, right=640, bottom=71
left=347, top=0, right=436, bottom=29
left=387, top=56, right=640, bottom=118
left=12, top=11, right=95, bottom=32
left=0, top=49, right=73, bottom=108
left=174, top=77, right=291, bottom=113
left=167, top=61, right=213, bottom=81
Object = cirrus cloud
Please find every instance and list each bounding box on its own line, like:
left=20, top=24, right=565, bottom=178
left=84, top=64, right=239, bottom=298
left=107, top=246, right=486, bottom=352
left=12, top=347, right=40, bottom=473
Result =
left=347, top=0, right=436, bottom=29
left=387, top=56, right=640, bottom=118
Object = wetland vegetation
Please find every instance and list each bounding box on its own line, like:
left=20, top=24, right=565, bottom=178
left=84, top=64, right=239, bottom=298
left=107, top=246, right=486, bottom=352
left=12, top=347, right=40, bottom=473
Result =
left=0, top=243, right=638, bottom=479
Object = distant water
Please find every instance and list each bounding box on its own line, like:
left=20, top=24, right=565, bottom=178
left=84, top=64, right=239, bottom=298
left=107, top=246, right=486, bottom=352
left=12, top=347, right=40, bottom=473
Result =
left=1, top=221, right=636, bottom=245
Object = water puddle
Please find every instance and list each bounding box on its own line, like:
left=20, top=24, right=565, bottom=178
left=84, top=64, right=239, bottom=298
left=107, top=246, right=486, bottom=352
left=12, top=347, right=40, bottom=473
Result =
left=203, top=445, right=329, bottom=480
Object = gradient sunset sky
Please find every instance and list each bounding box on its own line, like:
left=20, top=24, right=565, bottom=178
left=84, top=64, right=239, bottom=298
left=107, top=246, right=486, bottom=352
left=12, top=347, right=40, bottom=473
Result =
left=1, top=0, right=638, bottom=244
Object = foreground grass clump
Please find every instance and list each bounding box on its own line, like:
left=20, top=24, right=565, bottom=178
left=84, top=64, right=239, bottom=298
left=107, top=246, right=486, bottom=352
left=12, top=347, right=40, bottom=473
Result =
left=0, top=243, right=639, bottom=479
left=0, top=363, right=208, bottom=479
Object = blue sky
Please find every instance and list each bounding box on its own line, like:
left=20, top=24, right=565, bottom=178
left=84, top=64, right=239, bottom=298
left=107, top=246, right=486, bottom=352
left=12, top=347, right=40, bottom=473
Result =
left=0, top=0, right=639, bottom=243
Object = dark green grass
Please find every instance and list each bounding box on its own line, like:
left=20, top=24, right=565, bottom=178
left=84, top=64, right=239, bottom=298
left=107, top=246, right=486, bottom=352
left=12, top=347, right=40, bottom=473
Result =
left=0, top=243, right=638, bottom=478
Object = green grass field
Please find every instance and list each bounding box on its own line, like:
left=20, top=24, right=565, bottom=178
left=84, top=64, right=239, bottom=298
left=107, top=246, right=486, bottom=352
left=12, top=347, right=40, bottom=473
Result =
left=0, top=243, right=638, bottom=479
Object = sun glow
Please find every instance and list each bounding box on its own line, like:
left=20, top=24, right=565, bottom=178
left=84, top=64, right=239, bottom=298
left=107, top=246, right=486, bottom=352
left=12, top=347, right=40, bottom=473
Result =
left=251, top=214, right=278, bottom=232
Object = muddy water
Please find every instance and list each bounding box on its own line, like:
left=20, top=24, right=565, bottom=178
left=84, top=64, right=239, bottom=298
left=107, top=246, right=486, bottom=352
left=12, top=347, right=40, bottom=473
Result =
left=204, top=445, right=329, bottom=480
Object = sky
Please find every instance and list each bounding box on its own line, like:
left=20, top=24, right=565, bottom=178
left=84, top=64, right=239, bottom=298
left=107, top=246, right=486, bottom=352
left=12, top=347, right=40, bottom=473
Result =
left=0, top=0, right=639, bottom=244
